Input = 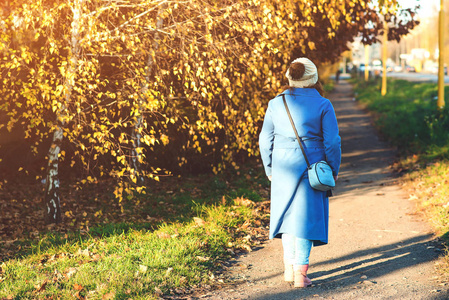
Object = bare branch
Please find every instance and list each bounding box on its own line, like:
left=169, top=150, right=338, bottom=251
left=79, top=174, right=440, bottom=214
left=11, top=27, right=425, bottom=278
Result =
left=108, top=0, right=168, bottom=33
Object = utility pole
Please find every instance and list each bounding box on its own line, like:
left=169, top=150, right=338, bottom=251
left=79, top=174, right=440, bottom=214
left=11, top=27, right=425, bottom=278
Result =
left=381, top=20, right=388, bottom=96
left=365, top=45, right=369, bottom=81
left=437, top=0, right=445, bottom=109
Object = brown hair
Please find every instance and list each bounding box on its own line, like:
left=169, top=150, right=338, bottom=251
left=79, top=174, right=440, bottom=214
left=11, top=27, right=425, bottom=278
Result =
left=282, top=82, right=324, bottom=96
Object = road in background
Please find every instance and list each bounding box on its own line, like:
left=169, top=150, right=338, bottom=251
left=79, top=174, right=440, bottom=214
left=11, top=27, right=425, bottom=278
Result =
left=387, top=71, right=449, bottom=83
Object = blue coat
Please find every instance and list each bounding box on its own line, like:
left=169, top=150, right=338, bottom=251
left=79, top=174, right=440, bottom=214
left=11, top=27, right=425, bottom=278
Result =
left=259, top=88, right=341, bottom=246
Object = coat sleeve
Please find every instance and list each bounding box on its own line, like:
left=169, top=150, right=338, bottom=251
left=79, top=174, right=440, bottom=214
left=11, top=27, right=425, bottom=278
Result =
left=322, top=101, right=341, bottom=176
left=259, top=102, right=275, bottom=177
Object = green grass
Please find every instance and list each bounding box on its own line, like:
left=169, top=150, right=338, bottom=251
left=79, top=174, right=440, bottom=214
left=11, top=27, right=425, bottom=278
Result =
left=0, top=200, right=264, bottom=299
left=353, top=78, right=449, bottom=159
left=0, top=162, right=270, bottom=299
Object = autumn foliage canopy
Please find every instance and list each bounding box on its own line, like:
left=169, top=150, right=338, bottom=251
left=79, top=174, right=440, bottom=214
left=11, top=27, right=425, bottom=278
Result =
left=0, top=0, right=418, bottom=221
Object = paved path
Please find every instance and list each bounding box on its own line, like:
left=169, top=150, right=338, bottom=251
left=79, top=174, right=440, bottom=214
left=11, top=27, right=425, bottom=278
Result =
left=202, top=81, right=449, bottom=299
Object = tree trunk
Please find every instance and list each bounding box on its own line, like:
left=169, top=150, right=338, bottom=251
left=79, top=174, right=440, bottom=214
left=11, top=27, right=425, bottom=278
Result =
left=131, top=114, right=145, bottom=186
left=45, top=0, right=82, bottom=223
left=44, top=128, right=63, bottom=224
left=131, top=6, right=164, bottom=186
left=381, top=19, right=388, bottom=96
left=437, top=0, right=445, bottom=109
left=364, top=45, right=369, bottom=81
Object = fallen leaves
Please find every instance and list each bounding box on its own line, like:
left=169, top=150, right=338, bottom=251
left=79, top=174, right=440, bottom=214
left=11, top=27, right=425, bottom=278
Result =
left=238, top=244, right=252, bottom=252
left=196, top=256, right=210, bottom=262
left=40, top=252, right=71, bottom=265
left=102, top=291, right=115, bottom=300
left=408, top=194, right=418, bottom=201
left=154, top=287, right=163, bottom=296
left=34, top=279, right=49, bottom=292
left=0, top=178, right=130, bottom=262
left=157, top=232, right=171, bottom=239
left=361, top=280, right=376, bottom=285
left=136, top=265, right=147, bottom=276
left=157, top=228, right=179, bottom=239
left=76, top=248, right=90, bottom=257
left=193, top=217, right=207, bottom=227
left=357, top=275, right=376, bottom=285
left=234, top=197, right=255, bottom=207
left=242, top=234, right=252, bottom=243
left=240, top=220, right=251, bottom=230
left=73, top=283, right=86, bottom=299
left=52, top=269, right=64, bottom=282
left=27, top=266, right=86, bottom=297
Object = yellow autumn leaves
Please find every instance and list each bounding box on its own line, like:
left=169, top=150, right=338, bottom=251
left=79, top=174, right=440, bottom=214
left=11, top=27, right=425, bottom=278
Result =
left=0, top=0, right=407, bottom=200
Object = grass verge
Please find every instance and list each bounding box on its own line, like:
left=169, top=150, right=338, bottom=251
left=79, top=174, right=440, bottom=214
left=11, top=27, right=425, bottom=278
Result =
left=352, top=77, right=449, bottom=278
left=0, top=161, right=270, bottom=299
left=352, top=78, right=449, bottom=158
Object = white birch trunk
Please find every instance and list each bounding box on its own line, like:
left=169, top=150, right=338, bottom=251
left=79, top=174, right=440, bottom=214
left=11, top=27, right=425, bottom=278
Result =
left=45, top=0, right=82, bottom=223
left=131, top=7, right=164, bottom=186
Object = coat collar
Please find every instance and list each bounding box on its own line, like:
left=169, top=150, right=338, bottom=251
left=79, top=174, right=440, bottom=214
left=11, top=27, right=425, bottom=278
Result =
left=281, top=88, right=321, bottom=97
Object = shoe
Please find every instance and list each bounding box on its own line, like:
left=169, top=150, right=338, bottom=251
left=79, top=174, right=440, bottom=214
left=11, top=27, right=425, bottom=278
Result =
left=294, top=264, right=312, bottom=288
left=284, top=263, right=294, bottom=282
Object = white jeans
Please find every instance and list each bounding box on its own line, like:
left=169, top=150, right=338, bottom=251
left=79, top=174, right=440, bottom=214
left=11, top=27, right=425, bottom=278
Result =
left=282, top=233, right=313, bottom=266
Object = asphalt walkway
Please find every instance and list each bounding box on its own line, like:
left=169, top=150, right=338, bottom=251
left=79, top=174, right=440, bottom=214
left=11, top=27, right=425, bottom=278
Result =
left=202, top=80, right=449, bottom=300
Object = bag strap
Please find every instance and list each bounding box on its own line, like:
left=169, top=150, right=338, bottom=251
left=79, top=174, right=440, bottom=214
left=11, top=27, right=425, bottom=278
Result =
left=282, top=94, right=311, bottom=168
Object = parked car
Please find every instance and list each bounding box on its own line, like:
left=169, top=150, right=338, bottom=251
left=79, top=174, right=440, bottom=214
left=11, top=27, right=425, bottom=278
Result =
left=405, top=65, right=416, bottom=72
left=394, top=65, right=403, bottom=72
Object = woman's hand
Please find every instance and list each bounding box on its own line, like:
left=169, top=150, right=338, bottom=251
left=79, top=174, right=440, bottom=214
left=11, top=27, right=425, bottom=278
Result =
left=334, top=175, right=338, bottom=182
left=268, top=175, right=272, bottom=181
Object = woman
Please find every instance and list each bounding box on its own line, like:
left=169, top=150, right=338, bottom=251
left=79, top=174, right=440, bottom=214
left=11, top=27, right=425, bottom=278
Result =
left=259, top=57, right=341, bottom=288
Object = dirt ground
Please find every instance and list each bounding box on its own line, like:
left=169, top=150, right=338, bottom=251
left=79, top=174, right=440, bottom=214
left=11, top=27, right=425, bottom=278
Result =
left=197, top=80, right=449, bottom=299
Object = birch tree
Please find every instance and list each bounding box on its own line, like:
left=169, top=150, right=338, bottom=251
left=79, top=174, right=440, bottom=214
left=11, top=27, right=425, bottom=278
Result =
left=129, top=4, right=165, bottom=186
left=44, top=0, right=83, bottom=223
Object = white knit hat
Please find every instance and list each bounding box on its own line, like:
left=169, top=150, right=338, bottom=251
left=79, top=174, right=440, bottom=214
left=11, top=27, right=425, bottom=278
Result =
left=285, top=57, right=318, bottom=88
